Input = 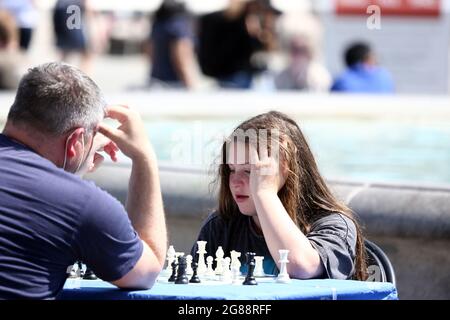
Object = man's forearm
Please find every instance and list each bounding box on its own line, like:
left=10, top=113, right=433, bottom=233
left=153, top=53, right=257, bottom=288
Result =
left=127, top=150, right=167, bottom=266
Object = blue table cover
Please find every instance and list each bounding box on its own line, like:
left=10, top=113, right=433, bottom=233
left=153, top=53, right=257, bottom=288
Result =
left=59, top=278, right=398, bottom=300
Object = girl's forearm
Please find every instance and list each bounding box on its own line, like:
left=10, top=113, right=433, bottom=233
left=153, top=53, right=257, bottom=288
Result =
left=253, top=191, right=323, bottom=279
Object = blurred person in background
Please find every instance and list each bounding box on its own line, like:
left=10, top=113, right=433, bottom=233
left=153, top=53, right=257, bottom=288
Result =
left=0, top=10, right=22, bottom=90
left=197, top=0, right=282, bottom=89
left=0, top=0, right=38, bottom=52
left=146, top=0, right=197, bottom=89
left=275, top=33, right=331, bottom=91
left=331, top=42, right=394, bottom=93
left=53, top=0, right=93, bottom=74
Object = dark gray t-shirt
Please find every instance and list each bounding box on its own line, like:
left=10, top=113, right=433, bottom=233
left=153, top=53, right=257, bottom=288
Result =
left=191, top=211, right=357, bottom=279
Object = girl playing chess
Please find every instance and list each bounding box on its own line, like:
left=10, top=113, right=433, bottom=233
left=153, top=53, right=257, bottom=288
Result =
left=191, top=111, right=367, bottom=280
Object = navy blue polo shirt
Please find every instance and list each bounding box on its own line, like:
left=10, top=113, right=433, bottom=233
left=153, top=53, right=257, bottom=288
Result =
left=0, top=134, right=143, bottom=299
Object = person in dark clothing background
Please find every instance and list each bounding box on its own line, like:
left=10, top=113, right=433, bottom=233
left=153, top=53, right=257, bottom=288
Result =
left=197, top=0, right=281, bottom=89
left=147, top=0, right=197, bottom=89
left=53, top=0, right=93, bottom=73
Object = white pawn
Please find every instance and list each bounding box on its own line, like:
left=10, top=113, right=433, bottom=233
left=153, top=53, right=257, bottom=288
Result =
left=276, top=249, right=291, bottom=283
left=162, top=245, right=176, bottom=276
left=231, top=263, right=241, bottom=285
left=186, top=255, right=193, bottom=275
left=215, top=246, right=224, bottom=275
left=206, top=256, right=215, bottom=280
left=67, top=264, right=77, bottom=278
left=221, top=257, right=232, bottom=283
left=254, top=256, right=265, bottom=277
left=196, top=241, right=207, bottom=275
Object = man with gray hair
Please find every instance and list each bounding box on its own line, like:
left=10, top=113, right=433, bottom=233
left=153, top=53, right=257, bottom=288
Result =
left=0, top=62, right=167, bottom=299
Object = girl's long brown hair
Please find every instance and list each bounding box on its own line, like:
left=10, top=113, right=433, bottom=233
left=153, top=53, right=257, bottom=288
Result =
left=216, top=111, right=368, bottom=280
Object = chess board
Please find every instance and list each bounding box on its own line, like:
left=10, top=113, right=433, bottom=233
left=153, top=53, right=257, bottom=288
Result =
left=156, top=274, right=277, bottom=285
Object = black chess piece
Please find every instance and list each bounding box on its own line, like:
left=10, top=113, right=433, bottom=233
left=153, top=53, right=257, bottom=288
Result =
left=175, top=255, right=189, bottom=284
left=77, top=261, right=85, bottom=278
left=168, top=260, right=178, bottom=282
left=189, top=261, right=201, bottom=283
left=243, top=252, right=257, bottom=285
left=83, top=266, right=97, bottom=280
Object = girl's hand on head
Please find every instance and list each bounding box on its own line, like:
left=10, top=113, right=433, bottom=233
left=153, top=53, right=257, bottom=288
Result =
left=249, top=145, right=287, bottom=197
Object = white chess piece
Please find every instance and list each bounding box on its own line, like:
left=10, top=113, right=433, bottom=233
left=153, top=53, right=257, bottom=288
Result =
left=186, top=254, right=193, bottom=275
left=231, top=263, right=241, bottom=285
left=67, top=264, right=77, bottom=278
left=276, top=249, right=291, bottom=283
left=230, top=250, right=241, bottom=270
left=221, top=257, right=232, bottom=283
left=215, top=246, right=225, bottom=275
left=254, top=256, right=265, bottom=277
left=253, top=256, right=266, bottom=277
left=162, top=245, right=176, bottom=276
left=206, top=256, right=215, bottom=280
left=196, top=241, right=207, bottom=275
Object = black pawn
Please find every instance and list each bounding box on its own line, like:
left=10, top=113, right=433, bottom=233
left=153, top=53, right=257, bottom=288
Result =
left=83, top=266, right=97, bottom=280
left=175, top=256, right=189, bottom=284
left=243, top=252, right=257, bottom=285
left=189, top=262, right=201, bottom=283
left=77, top=261, right=85, bottom=278
left=168, top=260, right=178, bottom=282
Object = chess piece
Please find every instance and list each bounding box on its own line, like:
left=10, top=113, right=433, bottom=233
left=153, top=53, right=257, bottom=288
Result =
left=68, top=264, right=77, bottom=278
left=206, top=256, right=215, bottom=280
left=77, top=261, right=85, bottom=278
left=175, top=252, right=184, bottom=261
left=163, top=245, right=176, bottom=276
left=215, top=246, right=224, bottom=275
left=221, top=257, right=232, bottom=283
left=276, top=249, right=291, bottom=283
left=168, top=260, right=178, bottom=282
left=189, top=261, right=201, bottom=283
left=231, top=262, right=241, bottom=285
left=254, top=256, right=265, bottom=277
left=230, top=250, right=241, bottom=270
left=243, top=252, right=257, bottom=285
left=186, top=255, right=193, bottom=275
left=83, top=266, right=97, bottom=280
left=196, top=241, right=207, bottom=275
left=175, top=255, right=189, bottom=284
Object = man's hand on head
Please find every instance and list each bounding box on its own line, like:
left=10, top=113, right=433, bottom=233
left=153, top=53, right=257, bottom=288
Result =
left=87, top=133, right=119, bottom=173
left=97, top=105, right=154, bottom=162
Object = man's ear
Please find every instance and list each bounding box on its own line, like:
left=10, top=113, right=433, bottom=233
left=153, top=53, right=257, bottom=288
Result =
left=66, top=128, right=85, bottom=159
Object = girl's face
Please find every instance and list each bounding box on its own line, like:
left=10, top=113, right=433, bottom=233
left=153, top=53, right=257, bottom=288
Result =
left=228, top=163, right=256, bottom=215
left=227, top=140, right=288, bottom=216
left=228, top=141, right=256, bottom=215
